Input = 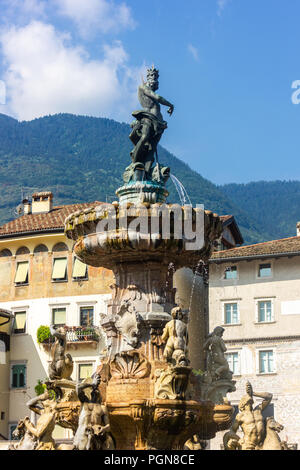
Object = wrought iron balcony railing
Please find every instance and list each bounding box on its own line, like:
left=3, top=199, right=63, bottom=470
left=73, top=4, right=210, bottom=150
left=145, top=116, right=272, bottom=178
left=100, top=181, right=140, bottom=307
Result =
left=41, top=326, right=99, bottom=346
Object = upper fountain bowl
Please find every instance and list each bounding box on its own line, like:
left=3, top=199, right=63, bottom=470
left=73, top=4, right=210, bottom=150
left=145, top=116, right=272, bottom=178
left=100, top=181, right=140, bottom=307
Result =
left=65, top=202, right=222, bottom=270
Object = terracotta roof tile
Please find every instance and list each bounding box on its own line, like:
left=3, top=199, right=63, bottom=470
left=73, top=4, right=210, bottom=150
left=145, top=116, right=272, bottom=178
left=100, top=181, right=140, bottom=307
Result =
left=211, top=235, right=300, bottom=261
left=0, top=202, right=100, bottom=237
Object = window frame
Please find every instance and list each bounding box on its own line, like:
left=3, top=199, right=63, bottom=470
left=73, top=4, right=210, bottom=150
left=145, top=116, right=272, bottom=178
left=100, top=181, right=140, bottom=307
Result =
left=51, top=306, right=67, bottom=328
left=255, top=298, right=275, bottom=324
left=14, top=261, right=29, bottom=286
left=72, top=257, right=88, bottom=282
left=223, top=265, right=238, bottom=280
left=79, top=305, right=95, bottom=327
left=10, top=362, right=27, bottom=389
left=225, top=350, right=241, bottom=376
left=222, top=301, right=240, bottom=325
left=12, top=310, right=27, bottom=335
left=8, top=423, right=18, bottom=440
left=256, top=348, right=276, bottom=375
left=52, top=257, right=68, bottom=283
left=257, top=262, right=273, bottom=279
left=77, top=362, right=95, bottom=382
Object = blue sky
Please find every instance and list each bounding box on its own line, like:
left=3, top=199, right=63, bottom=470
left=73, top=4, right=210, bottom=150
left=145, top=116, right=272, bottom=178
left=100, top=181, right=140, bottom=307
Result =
left=0, top=0, right=300, bottom=185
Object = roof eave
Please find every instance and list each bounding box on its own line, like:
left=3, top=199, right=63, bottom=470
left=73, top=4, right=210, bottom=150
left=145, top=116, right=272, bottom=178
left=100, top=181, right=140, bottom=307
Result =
left=0, top=227, right=64, bottom=240
left=210, top=250, right=300, bottom=263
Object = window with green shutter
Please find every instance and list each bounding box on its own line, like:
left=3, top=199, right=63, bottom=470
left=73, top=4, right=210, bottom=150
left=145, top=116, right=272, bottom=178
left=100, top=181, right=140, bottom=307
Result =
left=11, top=364, right=26, bottom=388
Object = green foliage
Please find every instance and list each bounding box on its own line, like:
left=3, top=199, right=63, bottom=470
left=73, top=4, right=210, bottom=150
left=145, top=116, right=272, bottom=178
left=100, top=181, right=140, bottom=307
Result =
left=35, top=379, right=45, bottom=396
left=37, top=325, right=50, bottom=344
left=0, top=112, right=286, bottom=244
left=220, top=180, right=300, bottom=242
left=192, top=368, right=205, bottom=377
left=34, top=379, right=56, bottom=400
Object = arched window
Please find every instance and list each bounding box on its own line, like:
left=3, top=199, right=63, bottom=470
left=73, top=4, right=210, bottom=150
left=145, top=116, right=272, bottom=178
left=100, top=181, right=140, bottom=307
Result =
left=52, top=242, right=68, bottom=252
left=16, top=246, right=30, bottom=256
left=0, top=249, right=12, bottom=257
left=33, top=244, right=48, bottom=254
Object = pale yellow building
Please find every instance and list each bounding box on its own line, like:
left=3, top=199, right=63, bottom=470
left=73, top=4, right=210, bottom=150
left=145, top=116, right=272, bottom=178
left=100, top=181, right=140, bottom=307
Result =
left=0, top=192, right=114, bottom=440
left=209, top=231, right=300, bottom=449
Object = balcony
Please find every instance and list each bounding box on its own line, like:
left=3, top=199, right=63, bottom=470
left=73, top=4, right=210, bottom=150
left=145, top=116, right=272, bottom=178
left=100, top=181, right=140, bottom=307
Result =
left=41, top=326, right=100, bottom=351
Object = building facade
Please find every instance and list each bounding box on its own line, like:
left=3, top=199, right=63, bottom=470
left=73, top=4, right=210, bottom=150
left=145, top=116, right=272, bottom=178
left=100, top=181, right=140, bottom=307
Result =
left=209, top=233, right=300, bottom=449
left=0, top=193, right=114, bottom=439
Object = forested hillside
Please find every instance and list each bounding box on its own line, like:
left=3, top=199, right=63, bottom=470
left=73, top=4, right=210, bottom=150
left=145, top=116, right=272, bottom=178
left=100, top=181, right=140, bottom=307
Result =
left=0, top=113, right=276, bottom=244
left=221, top=181, right=300, bottom=241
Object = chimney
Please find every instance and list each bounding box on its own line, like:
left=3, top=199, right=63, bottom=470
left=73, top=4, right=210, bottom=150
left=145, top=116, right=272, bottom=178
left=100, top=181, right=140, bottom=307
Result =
left=297, top=222, right=300, bottom=237
left=22, top=198, right=31, bottom=215
left=31, top=191, right=53, bottom=214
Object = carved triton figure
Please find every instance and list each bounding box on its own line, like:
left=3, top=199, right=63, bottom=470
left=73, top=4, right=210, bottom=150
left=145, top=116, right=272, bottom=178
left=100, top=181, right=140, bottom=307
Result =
left=129, top=65, right=174, bottom=177
left=73, top=374, right=115, bottom=450
left=224, top=381, right=274, bottom=450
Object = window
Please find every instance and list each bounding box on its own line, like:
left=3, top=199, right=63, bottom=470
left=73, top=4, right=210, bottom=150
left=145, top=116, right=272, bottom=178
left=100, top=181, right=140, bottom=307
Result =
left=225, top=352, right=240, bottom=375
left=80, top=307, right=94, bottom=327
left=224, top=303, right=239, bottom=324
left=13, top=311, right=26, bottom=334
left=224, top=266, right=237, bottom=280
left=258, top=263, right=272, bottom=278
left=33, top=244, right=48, bottom=254
left=52, top=307, right=66, bottom=327
left=78, top=363, right=93, bottom=382
left=11, top=364, right=26, bottom=388
left=0, top=249, right=12, bottom=257
left=72, top=258, right=88, bottom=281
left=52, top=258, right=67, bottom=282
left=259, top=350, right=274, bottom=374
left=9, top=423, right=18, bottom=440
left=15, top=261, right=29, bottom=285
left=257, top=300, right=273, bottom=323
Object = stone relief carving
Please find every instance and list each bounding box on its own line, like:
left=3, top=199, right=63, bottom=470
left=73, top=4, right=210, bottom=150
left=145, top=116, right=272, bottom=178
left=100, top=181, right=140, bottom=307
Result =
left=110, top=351, right=151, bottom=380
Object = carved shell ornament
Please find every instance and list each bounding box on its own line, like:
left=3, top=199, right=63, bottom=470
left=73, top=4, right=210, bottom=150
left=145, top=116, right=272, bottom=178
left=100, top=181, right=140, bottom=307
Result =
left=110, top=351, right=151, bottom=379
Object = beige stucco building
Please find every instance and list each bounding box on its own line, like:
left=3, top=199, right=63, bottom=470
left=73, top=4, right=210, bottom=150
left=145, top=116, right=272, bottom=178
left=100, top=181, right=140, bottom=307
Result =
left=0, top=192, right=114, bottom=440
left=209, top=233, right=300, bottom=449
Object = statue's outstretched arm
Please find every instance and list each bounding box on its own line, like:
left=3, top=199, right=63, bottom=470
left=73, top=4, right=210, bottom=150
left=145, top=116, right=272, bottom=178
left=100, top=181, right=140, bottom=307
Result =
left=26, top=391, right=49, bottom=413
left=253, top=391, right=273, bottom=411
left=76, top=382, right=92, bottom=403
left=143, top=88, right=174, bottom=113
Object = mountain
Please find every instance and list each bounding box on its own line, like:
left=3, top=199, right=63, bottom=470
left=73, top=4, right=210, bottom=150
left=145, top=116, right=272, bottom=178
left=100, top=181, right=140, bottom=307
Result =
left=220, top=181, right=300, bottom=241
left=0, top=113, right=267, bottom=244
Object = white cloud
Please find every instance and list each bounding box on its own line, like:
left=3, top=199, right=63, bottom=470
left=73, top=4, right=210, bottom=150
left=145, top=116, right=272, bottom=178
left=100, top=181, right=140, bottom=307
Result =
left=217, top=0, right=230, bottom=17
left=187, top=44, right=199, bottom=62
left=55, top=0, right=136, bottom=38
left=1, top=0, right=46, bottom=23
left=0, top=21, right=141, bottom=121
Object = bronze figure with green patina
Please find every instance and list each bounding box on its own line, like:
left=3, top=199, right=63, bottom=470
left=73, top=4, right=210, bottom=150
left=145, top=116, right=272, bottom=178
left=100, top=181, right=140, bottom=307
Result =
left=128, top=65, right=174, bottom=179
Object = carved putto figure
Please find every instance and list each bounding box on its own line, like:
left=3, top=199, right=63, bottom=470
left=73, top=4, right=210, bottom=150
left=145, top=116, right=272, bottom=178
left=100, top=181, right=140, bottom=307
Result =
left=223, top=381, right=285, bottom=450
left=203, top=326, right=232, bottom=380
left=73, top=374, right=115, bottom=450
left=48, top=325, right=73, bottom=380
left=161, top=306, right=189, bottom=366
